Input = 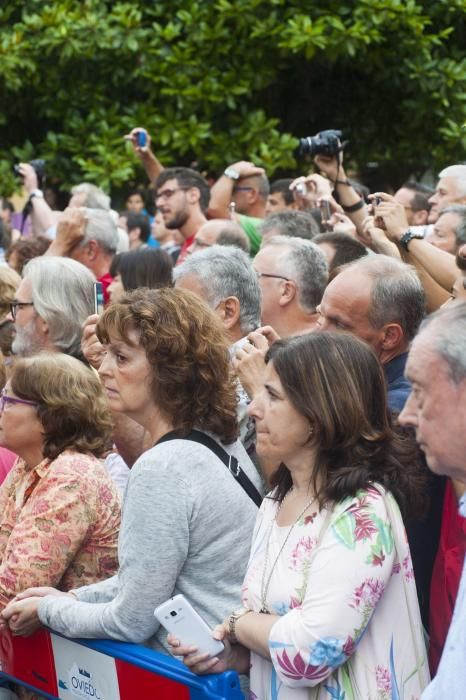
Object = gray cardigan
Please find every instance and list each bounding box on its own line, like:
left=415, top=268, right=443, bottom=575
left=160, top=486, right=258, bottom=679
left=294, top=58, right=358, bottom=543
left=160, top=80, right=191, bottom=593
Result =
left=38, top=435, right=262, bottom=651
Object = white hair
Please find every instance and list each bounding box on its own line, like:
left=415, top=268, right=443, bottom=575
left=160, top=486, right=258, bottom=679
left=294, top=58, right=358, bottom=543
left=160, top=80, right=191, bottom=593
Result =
left=82, top=208, right=119, bottom=255
left=23, top=256, right=96, bottom=358
left=71, top=183, right=111, bottom=210
left=419, top=301, right=466, bottom=383
left=438, top=165, right=466, bottom=199
left=174, top=245, right=261, bottom=333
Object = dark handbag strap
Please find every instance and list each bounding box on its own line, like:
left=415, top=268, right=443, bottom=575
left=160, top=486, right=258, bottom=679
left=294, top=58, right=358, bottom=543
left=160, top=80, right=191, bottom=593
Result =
left=155, top=429, right=262, bottom=508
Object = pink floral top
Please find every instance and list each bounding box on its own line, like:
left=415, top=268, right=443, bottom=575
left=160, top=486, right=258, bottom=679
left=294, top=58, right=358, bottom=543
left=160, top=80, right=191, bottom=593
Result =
left=242, top=486, right=430, bottom=700
left=0, top=450, right=120, bottom=608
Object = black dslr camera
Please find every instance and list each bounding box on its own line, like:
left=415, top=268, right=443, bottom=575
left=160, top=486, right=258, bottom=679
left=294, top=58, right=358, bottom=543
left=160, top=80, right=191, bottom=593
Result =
left=298, top=130, right=343, bottom=158
left=13, top=159, right=46, bottom=189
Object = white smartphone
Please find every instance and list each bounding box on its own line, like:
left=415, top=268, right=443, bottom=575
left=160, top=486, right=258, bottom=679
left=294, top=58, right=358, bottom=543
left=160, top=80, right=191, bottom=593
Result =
left=154, top=594, right=224, bottom=657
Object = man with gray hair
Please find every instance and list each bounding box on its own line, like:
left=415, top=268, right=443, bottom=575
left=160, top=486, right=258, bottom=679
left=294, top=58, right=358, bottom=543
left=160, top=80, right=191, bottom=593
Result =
left=10, top=256, right=95, bottom=360
left=317, top=254, right=425, bottom=411
left=428, top=164, right=466, bottom=224
left=253, top=235, right=328, bottom=338
left=174, top=245, right=261, bottom=344
left=317, top=254, right=444, bottom=634
left=425, top=204, right=466, bottom=255
left=399, top=302, right=466, bottom=699
left=174, top=245, right=261, bottom=455
left=47, top=207, right=119, bottom=303
left=68, top=183, right=111, bottom=210
left=188, top=219, right=250, bottom=256
left=260, top=210, right=320, bottom=243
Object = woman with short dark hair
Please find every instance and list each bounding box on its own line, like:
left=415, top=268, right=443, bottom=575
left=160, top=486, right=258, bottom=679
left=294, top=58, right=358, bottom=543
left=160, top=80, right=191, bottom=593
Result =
left=108, top=247, right=173, bottom=303
left=171, top=332, right=429, bottom=699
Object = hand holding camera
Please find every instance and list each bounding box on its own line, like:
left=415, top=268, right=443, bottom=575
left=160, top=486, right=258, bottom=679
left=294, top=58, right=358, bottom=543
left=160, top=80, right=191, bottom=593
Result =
left=297, top=129, right=345, bottom=184
left=14, top=160, right=46, bottom=193
left=370, top=193, right=409, bottom=242
left=290, top=173, right=332, bottom=210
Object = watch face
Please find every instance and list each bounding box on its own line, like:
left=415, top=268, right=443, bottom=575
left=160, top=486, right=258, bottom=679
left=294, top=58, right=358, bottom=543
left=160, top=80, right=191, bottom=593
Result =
left=225, top=168, right=239, bottom=180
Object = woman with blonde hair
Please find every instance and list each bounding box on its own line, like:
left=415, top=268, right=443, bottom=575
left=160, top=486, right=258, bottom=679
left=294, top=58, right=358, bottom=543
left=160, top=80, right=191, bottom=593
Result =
left=0, top=353, right=120, bottom=609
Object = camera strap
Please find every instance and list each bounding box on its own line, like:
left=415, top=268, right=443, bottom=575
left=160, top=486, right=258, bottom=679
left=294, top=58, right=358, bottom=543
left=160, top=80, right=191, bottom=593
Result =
left=155, top=429, right=262, bottom=508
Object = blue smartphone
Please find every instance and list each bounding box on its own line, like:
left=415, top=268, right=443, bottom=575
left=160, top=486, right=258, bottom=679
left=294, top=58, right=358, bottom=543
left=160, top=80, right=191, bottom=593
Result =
left=137, top=130, right=147, bottom=148
left=94, top=281, right=105, bottom=315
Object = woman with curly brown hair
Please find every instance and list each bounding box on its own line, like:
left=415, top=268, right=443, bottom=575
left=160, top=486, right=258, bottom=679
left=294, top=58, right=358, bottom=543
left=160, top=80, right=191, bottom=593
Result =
left=171, top=332, right=429, bottom=699
left=0, top=353, right=120, bottom=609
left=4, top=288, right=261, bottom=655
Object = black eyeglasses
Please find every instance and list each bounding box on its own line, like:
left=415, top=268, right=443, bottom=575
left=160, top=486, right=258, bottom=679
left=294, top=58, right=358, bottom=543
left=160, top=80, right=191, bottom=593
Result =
left=255, top=272, right=291, bottom=282
left=155, top=187, right=190, bottom=203
left=10, top=301, right=34, bottom=321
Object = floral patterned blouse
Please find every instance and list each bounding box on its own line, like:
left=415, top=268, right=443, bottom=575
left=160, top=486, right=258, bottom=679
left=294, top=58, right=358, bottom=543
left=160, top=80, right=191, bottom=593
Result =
left=0, top=449, right=121, bottom=608
left=242, top=485, right=430, bottom=700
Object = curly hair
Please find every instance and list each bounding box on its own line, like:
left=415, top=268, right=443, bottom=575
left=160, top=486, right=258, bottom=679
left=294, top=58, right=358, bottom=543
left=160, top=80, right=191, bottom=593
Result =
left=11, top=353, right=113, bottom=460
left=96, top=287, right=238, bottom=443
left=5, top=236, right=51, bottom=275
left=267, top=332, right=426, bottom=519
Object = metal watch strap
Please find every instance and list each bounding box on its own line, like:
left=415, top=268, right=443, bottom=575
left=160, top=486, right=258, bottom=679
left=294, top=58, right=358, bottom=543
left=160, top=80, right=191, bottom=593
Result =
left=228, top=608, right=252, bottom=644
left=224, top=167, right=240, bottom=180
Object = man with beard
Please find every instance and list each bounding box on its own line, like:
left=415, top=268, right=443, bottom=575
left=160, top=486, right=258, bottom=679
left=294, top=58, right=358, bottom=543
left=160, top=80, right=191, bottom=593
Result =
left=9, top=256, right=95, bottom=359
left=154, top=167, right=210, bottom=265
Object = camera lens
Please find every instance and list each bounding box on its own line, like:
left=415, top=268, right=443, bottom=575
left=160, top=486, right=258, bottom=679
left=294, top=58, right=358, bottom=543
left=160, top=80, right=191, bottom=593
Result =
left=170, top=610, right=177, bottom=617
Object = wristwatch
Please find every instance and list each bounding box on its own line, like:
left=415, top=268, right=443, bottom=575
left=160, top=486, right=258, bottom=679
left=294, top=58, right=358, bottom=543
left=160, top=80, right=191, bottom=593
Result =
left=29, top=189, right=44, bottom=200
left=399, top=229, right=424, bottom=251
left=228, top=607, right=252, bottom=644
left=224, top=167, right=240, bottom=180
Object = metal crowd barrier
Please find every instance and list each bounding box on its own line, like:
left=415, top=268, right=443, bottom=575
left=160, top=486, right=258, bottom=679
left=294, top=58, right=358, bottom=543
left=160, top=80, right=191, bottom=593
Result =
left=0, top=628, right=244, bottom=699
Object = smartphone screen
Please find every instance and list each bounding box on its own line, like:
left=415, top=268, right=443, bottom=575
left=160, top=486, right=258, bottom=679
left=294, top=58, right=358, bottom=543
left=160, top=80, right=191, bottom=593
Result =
left=94, top=281, right=105, bottom=315
left=137, top=130, right=147, bottom=148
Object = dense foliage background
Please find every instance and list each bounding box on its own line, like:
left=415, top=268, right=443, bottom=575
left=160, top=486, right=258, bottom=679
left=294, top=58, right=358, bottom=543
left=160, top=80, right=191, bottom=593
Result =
left=0, top=0, right=465, bottom=195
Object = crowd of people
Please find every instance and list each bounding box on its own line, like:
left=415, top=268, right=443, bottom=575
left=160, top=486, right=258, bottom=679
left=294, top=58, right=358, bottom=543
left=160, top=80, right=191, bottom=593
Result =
left=0, top=129, right=465, bottom=700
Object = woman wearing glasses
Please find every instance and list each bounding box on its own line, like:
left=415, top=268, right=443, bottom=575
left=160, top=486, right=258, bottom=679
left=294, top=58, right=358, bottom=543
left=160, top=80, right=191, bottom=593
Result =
left=0, top=353, right=120, bottom=610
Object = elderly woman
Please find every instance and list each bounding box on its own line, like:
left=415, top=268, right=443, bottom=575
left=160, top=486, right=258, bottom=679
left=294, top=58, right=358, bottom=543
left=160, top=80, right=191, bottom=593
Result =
left=170, top=332, right=429, bottom=698
left=0, top=353, right=120, bottom=609
left=2, top=288, right=261, bottom=653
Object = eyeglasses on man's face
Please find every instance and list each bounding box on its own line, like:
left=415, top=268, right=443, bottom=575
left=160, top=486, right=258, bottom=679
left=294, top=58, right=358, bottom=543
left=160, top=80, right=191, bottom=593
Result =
left=155, top=187, right=190, bottom=203
left=255, top=272, right=291, bottom=282
left=233, top=186, right=253, bottom=194
left=0, top=388, right=38, bottom=413
left=9, top=300, right=34, bottom=321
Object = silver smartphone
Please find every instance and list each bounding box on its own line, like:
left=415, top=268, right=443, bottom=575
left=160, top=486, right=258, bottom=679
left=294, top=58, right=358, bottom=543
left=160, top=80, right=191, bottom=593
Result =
left=154, top=594, right=224, bottom=657
left=94, top=281, right=105, bottom=315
